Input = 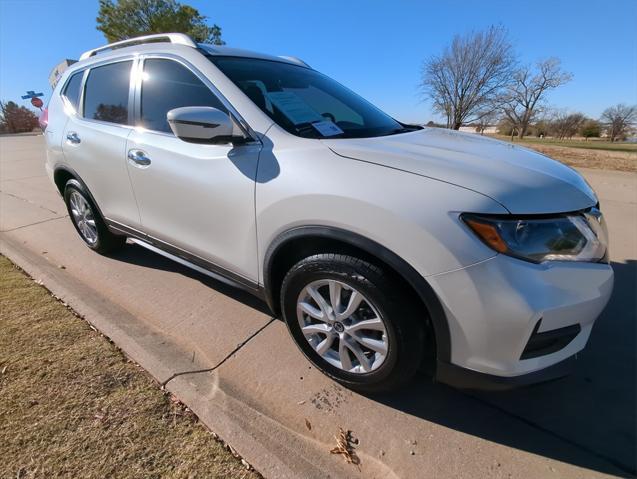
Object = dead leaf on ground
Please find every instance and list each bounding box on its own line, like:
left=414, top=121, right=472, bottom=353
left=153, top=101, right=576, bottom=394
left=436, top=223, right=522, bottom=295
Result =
left=330, top=427, right=360, bottom=468
left=305, top=418, right=312, bottom=431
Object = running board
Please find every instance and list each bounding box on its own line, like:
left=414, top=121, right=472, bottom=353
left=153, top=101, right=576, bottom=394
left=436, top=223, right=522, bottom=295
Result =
left=129, top=238, right=258, bottom=294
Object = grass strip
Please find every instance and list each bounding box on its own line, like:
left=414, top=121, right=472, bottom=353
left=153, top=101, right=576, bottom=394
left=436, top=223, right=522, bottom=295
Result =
left=0, top=255, right=260, bottom=479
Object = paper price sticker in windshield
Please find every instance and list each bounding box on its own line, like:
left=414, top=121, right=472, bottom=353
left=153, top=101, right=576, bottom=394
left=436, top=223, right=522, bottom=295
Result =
left=267, top=91, right=323, bottom=125
left=311, top=120, right=344, bottom=137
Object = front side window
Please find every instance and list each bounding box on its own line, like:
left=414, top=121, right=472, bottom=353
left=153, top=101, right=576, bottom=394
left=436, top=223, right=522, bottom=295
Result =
left=62, top=71, right=83, bottom=112
left=83, top=61, right=132, bottom=125
left=210, top=56, right=416, bottom=139
left=140, top=58, right=227, bottom=133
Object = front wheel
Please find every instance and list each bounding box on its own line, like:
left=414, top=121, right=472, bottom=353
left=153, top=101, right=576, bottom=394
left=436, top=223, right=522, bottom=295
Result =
left=280, top=254, right=425, bottom=393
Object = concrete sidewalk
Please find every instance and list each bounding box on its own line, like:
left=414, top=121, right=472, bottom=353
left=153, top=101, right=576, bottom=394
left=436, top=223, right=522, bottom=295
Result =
left=1, top=135, right=635, bottom=478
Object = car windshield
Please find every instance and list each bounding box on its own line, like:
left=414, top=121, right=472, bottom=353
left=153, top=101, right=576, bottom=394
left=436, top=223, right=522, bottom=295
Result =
left=209, top=56, right=419, bottom=139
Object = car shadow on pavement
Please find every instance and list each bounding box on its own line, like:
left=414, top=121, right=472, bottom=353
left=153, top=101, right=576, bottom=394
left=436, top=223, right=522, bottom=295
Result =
left=108, top=243, right=635, bottom=476
left=374, top=260, right=636, bottom=477
left=108, top=242, right=273, bottom=316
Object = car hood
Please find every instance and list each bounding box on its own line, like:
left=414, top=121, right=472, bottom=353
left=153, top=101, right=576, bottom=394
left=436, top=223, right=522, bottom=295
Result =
left=323, top=128, right=597, bottom=214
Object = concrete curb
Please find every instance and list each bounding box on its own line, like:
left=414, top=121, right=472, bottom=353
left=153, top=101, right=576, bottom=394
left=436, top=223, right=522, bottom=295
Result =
left=0, top=234, right=339, bottom=479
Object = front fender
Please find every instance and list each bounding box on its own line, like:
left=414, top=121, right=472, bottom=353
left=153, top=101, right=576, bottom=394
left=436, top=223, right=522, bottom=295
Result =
left=256, top=147, right=506, bottom=283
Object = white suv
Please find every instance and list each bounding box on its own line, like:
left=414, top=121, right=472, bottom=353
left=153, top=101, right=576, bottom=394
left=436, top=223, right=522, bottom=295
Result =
left=44, top=34, right=613, bottom=392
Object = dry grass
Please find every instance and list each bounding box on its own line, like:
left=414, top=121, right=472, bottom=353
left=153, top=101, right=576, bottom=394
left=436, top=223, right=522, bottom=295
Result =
left=0, top=256, right=260, bottom=479
left=493, top=136, right=637, bottom=153
left=489, top=136, right=637, bottom=172
left=519, top=143, right=636, bottom=172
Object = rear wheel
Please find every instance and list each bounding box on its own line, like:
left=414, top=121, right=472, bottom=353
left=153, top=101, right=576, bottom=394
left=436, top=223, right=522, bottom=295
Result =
left=280, top=254, right=425, bottom=393
left=63, top=180, right=125, bottom=254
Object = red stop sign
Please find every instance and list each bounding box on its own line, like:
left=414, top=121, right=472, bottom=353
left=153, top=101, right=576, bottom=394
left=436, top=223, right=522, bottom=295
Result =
left=31, top=97, right=43, bottom=108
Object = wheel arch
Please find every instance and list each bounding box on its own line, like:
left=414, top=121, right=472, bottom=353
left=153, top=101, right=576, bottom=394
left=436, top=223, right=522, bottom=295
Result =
left=263, top=226, right=451, bottom=363
left=53, top=165, right=76, bottom=196
left=53, top=165, right=106, bottom=220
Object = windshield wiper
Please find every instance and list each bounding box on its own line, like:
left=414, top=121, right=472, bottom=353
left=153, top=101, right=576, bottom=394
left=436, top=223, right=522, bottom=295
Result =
left=386, top=127, right=418, bottom=136
left=294, top=122, right=321, bottom=138
left=294, top=121, right=345, bottom=139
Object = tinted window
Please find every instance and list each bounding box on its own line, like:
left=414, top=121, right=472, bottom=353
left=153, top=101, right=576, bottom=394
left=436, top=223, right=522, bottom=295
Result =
left=141, top=59, right=226, bottom=133
left=62, top=72, right=83, bottom=111
left=83, top=61, right=132, bottom=125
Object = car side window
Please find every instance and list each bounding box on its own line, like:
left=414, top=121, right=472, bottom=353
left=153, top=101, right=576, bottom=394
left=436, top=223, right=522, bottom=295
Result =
left=83, top=61, right=133, bottom=125
left=62, top=71, right=83, bottom=112
left=140, top=58, right=227, bottom=133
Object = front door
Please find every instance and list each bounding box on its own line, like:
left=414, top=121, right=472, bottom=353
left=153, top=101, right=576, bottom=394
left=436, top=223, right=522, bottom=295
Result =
left=125, top=57, right=261, bottom=283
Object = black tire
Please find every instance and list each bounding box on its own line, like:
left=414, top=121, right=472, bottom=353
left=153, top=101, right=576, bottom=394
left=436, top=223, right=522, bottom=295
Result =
left=280, top=254, right=425, bottom=393
left=63, top=179, right=126, bottom=254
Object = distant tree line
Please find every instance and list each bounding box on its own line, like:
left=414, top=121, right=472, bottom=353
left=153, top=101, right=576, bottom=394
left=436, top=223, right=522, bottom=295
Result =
left=495, top=105, right=637, bottom=142
left=420, top=25, right=636, bottom=141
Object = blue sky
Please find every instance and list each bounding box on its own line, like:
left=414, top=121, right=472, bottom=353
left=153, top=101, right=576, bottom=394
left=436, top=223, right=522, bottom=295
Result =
left=1, top=0, right=635, bottom=123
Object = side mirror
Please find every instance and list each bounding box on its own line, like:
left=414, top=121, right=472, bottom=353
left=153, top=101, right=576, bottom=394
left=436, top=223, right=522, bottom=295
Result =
left=167, top=106, right=235, bottom=143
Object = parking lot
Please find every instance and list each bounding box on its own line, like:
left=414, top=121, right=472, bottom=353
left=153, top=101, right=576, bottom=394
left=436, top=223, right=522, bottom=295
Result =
left=1, top=134, right=635, bottom=478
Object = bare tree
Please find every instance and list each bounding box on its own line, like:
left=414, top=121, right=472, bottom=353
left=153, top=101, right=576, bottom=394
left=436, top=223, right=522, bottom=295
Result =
left=502, top=58, right=572, bottom=138
left=547, top=111, right=586, bottom=139
left=420, top=25, right=515, bottom=130
left=600, top=104, right=637, bottom=142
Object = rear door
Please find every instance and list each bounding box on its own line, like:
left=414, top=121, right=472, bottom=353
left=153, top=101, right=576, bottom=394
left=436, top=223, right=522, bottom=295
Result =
left=61, top=58, right=141, bottom=228
left=125, top=56, right=261, bottom=283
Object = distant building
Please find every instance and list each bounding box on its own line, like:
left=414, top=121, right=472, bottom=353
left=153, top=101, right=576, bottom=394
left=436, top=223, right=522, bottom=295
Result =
left=459, top=125, right=498, bottom=135
left=48, top=59, right=77, bottom=89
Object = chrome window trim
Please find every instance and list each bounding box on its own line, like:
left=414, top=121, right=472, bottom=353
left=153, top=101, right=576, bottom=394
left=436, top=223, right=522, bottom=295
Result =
left=135, top=53, right=258, bottom=142
left=74, top=65, right=137, bottom=131
left=80, top=57, right=137, bottom=127
left=60, top=56, right=138, bottom=129
left=76, top=68, right=89, bottom=118
left=59, top=69, right=87, bottom=115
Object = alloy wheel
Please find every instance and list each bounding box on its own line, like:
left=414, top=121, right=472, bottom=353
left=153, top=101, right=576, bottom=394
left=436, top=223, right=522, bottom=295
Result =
left=69, top=191, right=98, bottom=245
left=296, top=279, right=389, bottom=373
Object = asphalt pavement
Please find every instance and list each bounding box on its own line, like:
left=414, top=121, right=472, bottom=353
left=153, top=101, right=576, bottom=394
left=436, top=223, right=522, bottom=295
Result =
left=1, top=134, right=635, bottom=478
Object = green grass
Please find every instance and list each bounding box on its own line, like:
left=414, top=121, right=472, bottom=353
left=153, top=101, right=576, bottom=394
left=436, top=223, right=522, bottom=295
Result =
left=490, top=135, right=637, bottom=154
left=0, top=255, right=260, bottom=479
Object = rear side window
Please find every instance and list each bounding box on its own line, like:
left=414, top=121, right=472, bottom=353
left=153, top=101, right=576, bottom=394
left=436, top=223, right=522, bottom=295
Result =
left=83, top=61, right=132, bottom=125
left=140, top=58, right=226, bottom=133
left=62, top=72, right=83, bottom=112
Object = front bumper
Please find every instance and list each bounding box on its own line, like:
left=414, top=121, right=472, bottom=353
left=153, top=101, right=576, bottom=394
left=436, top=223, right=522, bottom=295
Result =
left=428, top=253, right=613, bottom=387
left=436, top=355, right=577, bottom=391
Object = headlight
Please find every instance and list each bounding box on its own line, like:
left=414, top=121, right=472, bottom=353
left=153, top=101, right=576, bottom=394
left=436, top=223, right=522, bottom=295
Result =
left=462, top=209, right=608, bottom=263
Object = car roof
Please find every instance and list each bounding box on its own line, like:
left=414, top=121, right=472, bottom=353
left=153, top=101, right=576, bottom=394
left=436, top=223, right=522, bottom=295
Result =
left=197, top=44, right=301, bottom=64
left=72, top=34, right=310, bottom=72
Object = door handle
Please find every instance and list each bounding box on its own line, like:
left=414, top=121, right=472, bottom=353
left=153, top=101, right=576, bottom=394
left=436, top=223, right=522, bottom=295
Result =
left=66, top=132, right=81, bottom=144
left=127, top=149, right=151, bottom=167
